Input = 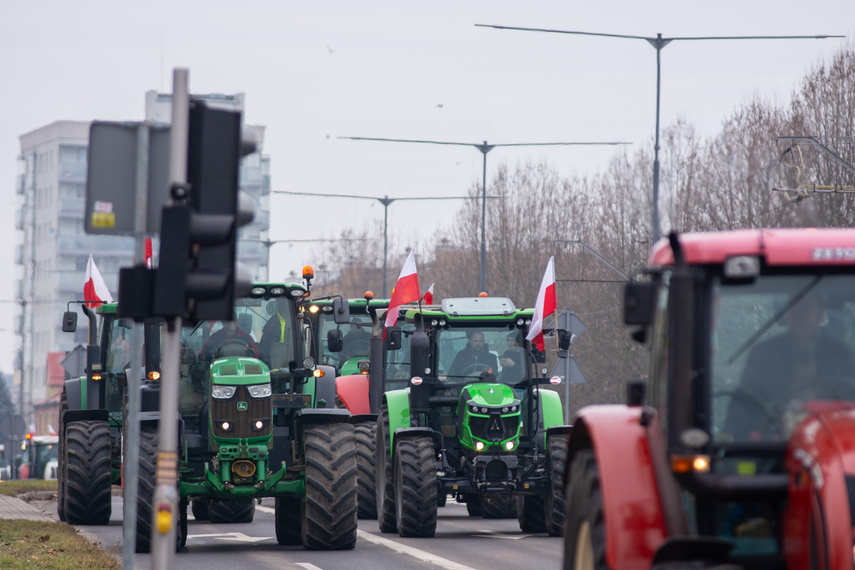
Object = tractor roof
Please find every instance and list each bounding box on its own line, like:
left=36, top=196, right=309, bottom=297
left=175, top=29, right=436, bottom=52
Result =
left=407, top=297, right=534, bottom=321
left=651, top=228, right=855, bottom=268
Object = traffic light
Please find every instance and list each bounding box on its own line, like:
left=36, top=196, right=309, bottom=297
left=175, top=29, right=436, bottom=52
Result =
left=152, top=101, right=255, bottom=324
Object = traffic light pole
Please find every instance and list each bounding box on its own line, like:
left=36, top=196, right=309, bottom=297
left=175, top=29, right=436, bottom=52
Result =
left=151, top=67, right=189, bottom=568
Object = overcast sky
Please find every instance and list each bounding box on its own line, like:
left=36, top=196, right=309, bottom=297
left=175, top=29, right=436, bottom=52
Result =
left=0, top=1, right=852, bottom=373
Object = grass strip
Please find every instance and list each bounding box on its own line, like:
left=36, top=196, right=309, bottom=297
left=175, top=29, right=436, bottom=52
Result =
left=0, top=480, right=58, bottom=497
left=0, top=519, right=119, bottom=569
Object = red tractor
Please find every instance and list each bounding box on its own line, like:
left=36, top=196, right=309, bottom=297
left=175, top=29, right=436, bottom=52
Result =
left=564, top=228, right=855, bottom=570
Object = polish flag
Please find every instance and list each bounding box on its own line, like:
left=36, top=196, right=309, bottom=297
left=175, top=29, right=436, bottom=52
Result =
left=422, top=283, right=435, bottom=305
left=526, top=256, right=557, bottom=351
left=144, top=238, right=153, bottom=269
left=385, top=250, right=421, bottom=329
left=48, top=424, right=57, bottom=436
left=84, top=255, right=113, bottom=308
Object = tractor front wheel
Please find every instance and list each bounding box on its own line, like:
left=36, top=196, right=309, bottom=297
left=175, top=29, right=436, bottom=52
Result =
left=394, top=436, right=437, bottom=537
left=516, top=494, right=547, bottom=533
left=481, top=495, right=517, bottom=519
left=302, top=422, right=358, bottom=550
left=208, top=499, right=255, bottom=523
left=64, top=420, right=112, bottom=525
left=191, top=498, right=210, bottom=521
left=56, top=391, right=68, bottom=522
left=546, top=434, right=569, bottom=536
left=564, top=449, right=607, bottom=570
left=354, top=421, right=378, bottom=519
left=375, top=407, right=396, bottom=533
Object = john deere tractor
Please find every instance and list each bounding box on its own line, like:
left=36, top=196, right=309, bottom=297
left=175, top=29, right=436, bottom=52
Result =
left=376, top=296, right=579, bottom=537
left=128, top=282, right=358, bottom=552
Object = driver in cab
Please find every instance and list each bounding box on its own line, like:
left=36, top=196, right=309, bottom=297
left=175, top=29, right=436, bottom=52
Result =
left=449, top=331, right=498, bottom=378
left=727, top=291, right=855, bottom=440
left=198, top=313, right=259, bottom=362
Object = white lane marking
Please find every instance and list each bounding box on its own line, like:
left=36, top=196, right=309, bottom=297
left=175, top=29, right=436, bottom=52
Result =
left=262, top=502, right=475, bottom=569
left=357, top=530, right=476, bottom=570
left=295, top=564, right=324, bottom=570
left=187, top=532, right=269, bottom=543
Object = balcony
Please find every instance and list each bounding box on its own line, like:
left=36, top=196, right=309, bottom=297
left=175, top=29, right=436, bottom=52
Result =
left=59, top=197, right=85, bottom=218
left=59, top=162, right=86, bottom=181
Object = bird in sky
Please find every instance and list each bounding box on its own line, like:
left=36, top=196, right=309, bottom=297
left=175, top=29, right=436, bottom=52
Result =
left=435, top=103, right=444, bottom=109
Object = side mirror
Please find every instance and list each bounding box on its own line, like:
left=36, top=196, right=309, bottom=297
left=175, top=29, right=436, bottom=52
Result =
left=624, top=281, right=656, bottom=326
left=327, top=329, right=343, bottom=353
left=384, top=326, right=402, bottom=351
left=62, top=311, right=78, bottom=333
left=332, top=298, right=350, bottom=325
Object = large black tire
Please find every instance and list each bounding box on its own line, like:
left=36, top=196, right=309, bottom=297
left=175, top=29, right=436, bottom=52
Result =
left=135, top=426, right=158, bottom=553
left=56, top=391, right=68, bottom=522
left=563, top=449, right=607, bottom=570
left=465, top=496, right=483, bottom=517
left=208, top=499, right=255, bottom=523
left=64, top=420, right=112, bottom=525
left=437, top=492, right=447, bottom=508
left=546, top=434, right=569, bottom=536
left=191, top=498, right=210, bottom=521
left=394, top=436, right=437, bottom=537
left=517, top=494, right=547, bottom=533
left=375, top=407, right=397, bottom=533
left=302, top=422, right=358, bottom=550
left=354, top=421, right=378, bottom=519
left=179, top=497, right=188, bottom=548
left=481, top=495, right=517, bottom=519
left=275, top=496, right=303, bottom=545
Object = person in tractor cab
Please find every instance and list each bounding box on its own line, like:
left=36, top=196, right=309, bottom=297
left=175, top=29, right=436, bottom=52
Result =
left=726, top=290, right=855, bottom=440
left=449, top=331, right=498, bottom=378
left=259, top=297, right=291, bottom=367
left=341, top=318, right=371, bottom=362
left=499, top=333, right=525, bottom=382
left=198, top=313, right=259, bottom=363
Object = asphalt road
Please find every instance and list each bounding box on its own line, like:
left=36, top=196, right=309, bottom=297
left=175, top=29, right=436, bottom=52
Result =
left=37, top=495, right=563, bottom=570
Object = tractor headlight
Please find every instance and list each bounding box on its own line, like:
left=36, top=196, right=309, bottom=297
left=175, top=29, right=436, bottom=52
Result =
left=253, top=419, right=268, bottom=430
left=475, top=441, right=485, bottom=451
left=502, top=407, right=509, bottom=413
left=212, top=385, right=237, bottom=400
left=511, top=405, right=518, bottom=412
left=220, top=421, right=233, bottom=432
left=248, top=384, right=272, bottom=398
left=505, top=441, right=515, bottom=451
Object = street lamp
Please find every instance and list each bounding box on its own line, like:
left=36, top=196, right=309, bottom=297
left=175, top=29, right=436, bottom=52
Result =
left=476, top=24, right=845, bottom=244
left=339, top=136, right=629, bottom=292
left=272, top=190, right=490, bottom=297
left=239, top=237, right=364, bottom=281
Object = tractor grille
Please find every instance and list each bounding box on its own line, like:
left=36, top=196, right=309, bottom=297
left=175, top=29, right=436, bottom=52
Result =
left=469, top=414, right=519, bottom=442
left=210, top=385, right=272, bottom=439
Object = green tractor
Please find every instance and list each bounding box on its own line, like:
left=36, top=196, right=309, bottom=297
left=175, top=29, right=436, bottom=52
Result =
left=376, top=296, right=579, bottom=537
left=303, top=293, right=391, bottom=520
left=57, top=302, right=157, bottom=525
left=128, top=282, right=358, bottom=551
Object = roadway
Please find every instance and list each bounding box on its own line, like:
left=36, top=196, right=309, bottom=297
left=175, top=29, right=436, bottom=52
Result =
left=39, top=494, right=563, bottom=569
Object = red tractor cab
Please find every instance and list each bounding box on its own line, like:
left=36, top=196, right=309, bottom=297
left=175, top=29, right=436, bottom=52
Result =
left=564, top=228, right=855, bottom=570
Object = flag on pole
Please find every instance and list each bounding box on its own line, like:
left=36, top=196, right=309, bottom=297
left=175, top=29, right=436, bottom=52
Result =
left=422, top=283, right=435, bottom=305
left=47, top=424, right=57, bottom=436
left=144, top=237, right=153, bottom=269
left=84, top=255, right=113, bottom=308
left=385, top=250, right=421, bottom=329
left=526, top=256, right=557, bottom=351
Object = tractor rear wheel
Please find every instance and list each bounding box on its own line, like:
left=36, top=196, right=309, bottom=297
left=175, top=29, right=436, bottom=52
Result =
left=546, top=434, right=569, bottom=536
left=302, top=422, right=358, bottom=549
left=275, top=496, right=303, bottom=545
left=354, top=421, right=378, bottom=519
left=465, top=496, right=482, bottom=517
left=516, top=494, right=547, bottom=533
left=56, top=391, right=68, bottom=522
left=394, top=436, right=437, bottom=537
left=64, top=420, right=112, bottom=525
left=135, top=426, right=157, bottom=553
left=375, top=407, right=397, bottom=533
left=481, top=495, right=517, bottom=519
left=208, top=499, right=255, bottom=523
left=564, top=449, right=607, bottom=570
left=191, top=498, right=210, bottom=521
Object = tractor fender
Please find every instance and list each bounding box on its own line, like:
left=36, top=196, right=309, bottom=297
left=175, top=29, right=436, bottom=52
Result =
left=62, top=377, right=109, bottom=424
left=296, top=408, right=351, bottom=441
left=65, top=378, right=84, bottom=412
left=539, top=390, right=565, bottom=447
left=349, top=413, right=378, bottom=424
left=545, top=425, right=572, bottom=439
left=382, top=389, right=412, bottom=456
left=336, top=373, right=371, bottom=415
left=314, top=364, right=337, bottom=409
left=567, top=405, right=668, bottom=570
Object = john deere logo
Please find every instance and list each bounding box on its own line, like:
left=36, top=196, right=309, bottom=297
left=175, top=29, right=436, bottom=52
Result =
left=237, top=401, right=248, bottom=412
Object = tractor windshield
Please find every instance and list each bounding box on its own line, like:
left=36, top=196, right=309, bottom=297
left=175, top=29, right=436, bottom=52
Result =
left=710, top=274, right=855, bottom=444
left=436, top=326, right=526, bottom=385
left=316, top=311, right=372, bottom=369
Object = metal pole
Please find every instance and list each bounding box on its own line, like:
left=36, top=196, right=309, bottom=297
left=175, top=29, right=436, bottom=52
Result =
left=382, top=198, right=389, bottom=298
left=122, top=123, right=150, bottom=570
left=480, top=143, right=488, bottom=293
left=651, top=35, right=663, bottom=245
left=152, top=67, right=189, bottom=568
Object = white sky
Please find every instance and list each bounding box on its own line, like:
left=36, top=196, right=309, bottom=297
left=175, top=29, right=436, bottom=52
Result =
left=0, top=1, right=852, bottom=373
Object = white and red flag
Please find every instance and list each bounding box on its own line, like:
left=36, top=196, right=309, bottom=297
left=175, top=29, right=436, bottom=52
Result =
left=84, top=255, right=113, bottom=308
left=422, top=283, right=435, bottom=305
left=385, top=250, right=421, bottom=329
left=144, top=237, right=153, bottom=269
left=526, top=256, right=557, bottom=351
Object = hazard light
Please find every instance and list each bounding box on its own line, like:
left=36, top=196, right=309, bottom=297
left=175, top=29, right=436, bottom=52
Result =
left=670, top=454, right=711, bottom=474
left=724, top=256, right=760, bottom=278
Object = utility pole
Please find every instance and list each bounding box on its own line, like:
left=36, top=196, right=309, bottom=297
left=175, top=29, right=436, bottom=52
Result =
left=339, top=136, right=628, bottom=293
left=476, top=24, right=844, bottom=244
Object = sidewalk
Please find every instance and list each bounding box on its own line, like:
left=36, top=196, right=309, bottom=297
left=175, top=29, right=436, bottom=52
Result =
left=0, top=493, right=57, bottom=521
